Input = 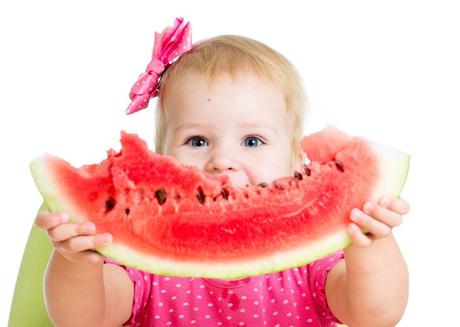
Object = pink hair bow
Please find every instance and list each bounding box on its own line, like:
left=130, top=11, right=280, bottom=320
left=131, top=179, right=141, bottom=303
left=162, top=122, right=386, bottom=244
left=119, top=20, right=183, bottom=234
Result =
left=126, top=17, right=192, bottom=115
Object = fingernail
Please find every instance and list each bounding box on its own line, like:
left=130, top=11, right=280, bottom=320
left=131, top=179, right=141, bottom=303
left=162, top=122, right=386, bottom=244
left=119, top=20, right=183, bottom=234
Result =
left=84, top=223, right=95, bottom=233
left=364, top=202, right=374, bottom=213
left=102, top=234, right=112, bottom=244
left=350, top=209, right=360, bottom=222
left=60, top=213, right=69, bottom=222
left=380, top=197, right=390, bottom=207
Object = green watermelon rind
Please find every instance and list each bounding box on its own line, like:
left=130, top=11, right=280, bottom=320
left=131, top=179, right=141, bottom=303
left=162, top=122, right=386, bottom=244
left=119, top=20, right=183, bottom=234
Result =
left=29, top=142, right=410, bottom=280
left=29, top=155, right=88, bottom=225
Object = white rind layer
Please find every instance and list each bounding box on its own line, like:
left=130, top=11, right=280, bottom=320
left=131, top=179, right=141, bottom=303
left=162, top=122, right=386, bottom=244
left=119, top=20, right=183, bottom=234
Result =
left=369, top=142, right=410, bottom=201
left=98, top=228, right=351, bottom=279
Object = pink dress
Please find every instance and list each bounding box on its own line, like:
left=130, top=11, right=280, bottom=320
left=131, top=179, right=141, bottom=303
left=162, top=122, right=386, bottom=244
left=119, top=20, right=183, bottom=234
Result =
left=105, top=251, right=344, bottom=326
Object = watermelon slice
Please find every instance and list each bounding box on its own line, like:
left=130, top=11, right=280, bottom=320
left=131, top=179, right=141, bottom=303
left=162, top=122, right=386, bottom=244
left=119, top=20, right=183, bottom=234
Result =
left=29, top=127, right=409, bottom=279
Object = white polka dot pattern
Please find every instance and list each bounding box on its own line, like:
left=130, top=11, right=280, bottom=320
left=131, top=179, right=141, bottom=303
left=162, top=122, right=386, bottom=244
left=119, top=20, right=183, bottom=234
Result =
left=104, top=251, right=344, bottom=326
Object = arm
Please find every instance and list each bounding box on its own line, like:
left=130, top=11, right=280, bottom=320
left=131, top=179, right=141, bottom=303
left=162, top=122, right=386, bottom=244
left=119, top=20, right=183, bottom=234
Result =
left=37, top=212, right=133, bottom=326
left=325, top=197, right=410, bottom=327
left=45, top=251, right=133, bottom=326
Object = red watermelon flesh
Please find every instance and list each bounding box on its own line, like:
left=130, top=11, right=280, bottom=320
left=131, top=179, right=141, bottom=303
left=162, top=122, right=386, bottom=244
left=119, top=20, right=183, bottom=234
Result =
left=29, top=127, right=410, bottom=279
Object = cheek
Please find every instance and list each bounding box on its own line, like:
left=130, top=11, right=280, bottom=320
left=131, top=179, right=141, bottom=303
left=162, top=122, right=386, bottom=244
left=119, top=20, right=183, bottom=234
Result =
left=246, top=155, right=292, bottom=185
left=166, top=147, right=211, bottom=172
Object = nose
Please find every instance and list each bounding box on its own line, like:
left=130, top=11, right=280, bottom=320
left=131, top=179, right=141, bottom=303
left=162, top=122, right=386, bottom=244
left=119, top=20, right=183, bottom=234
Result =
left=204, top=148, right=241, bottom=173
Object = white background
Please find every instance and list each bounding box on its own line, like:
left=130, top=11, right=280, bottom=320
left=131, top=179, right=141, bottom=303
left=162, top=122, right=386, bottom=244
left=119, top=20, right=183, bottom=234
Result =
left=1, top=0, right=459, bottom=325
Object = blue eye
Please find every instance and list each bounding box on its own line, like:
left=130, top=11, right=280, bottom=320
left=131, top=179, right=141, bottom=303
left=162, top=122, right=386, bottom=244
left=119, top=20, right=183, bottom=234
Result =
left=185, top=136, right=208, bottom=147
left=242, top=136, right=264, bottom=147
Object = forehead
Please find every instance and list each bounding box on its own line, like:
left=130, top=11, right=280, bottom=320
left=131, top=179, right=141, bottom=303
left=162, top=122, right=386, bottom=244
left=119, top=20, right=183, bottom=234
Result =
left=165, top=72, right=288, bottom=131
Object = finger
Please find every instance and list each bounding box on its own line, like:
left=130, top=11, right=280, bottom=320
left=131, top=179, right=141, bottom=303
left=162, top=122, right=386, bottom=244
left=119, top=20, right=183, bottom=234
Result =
left=35, top=212, right=69, bottom=230
left=363, top=201, right=403, bottom=227
left=347, top=223, right=372, bottom=247
left=350, top=208, right=392, bottom=238
left=380, top=197, right=410, bottom=215
left=47, top=222, right=96, bottom=242
left=56, top=233, right=112, bottom=253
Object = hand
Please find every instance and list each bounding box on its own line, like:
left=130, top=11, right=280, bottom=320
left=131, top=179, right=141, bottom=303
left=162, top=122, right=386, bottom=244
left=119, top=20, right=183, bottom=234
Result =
left=35, top=211, right=112, bottom=264
left=347, top=197, right=410, bottom=247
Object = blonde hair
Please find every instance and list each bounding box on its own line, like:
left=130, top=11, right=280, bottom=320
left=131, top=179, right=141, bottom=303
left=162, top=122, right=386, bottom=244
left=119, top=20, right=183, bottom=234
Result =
left=154, top=34, right=308, bottom=171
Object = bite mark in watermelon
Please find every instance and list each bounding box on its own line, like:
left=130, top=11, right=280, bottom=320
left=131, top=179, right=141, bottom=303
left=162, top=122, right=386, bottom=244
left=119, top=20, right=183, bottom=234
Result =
left=29, top=127, right=410, bottom=279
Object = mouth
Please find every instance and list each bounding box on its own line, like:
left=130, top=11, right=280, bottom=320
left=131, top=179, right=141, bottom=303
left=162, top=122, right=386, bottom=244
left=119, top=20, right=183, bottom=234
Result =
left=223, top=171, right=251, bottom=188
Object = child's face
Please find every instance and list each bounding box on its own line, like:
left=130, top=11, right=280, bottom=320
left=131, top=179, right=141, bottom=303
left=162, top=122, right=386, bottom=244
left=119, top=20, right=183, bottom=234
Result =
left=163, top=72, right=294, bottom=187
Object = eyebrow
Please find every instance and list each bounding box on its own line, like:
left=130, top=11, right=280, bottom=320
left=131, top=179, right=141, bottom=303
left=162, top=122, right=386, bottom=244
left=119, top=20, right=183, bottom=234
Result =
left=239, top=123, right=279, bottom=135
left=173, top=122, right=278, bottom=135
left=173, top=122, right=209, bottom=135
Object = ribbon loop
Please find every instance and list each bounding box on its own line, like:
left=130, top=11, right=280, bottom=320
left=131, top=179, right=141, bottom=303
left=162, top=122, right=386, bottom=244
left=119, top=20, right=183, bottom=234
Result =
left=126, top=18, right=192, bottom=115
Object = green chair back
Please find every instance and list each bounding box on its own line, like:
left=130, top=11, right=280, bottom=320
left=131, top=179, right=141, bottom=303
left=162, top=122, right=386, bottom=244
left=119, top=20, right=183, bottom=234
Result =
left=9, top=204, right=53, bottom=326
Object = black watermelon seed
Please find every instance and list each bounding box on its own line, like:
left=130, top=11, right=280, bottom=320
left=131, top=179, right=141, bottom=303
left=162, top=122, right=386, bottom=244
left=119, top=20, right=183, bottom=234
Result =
left=105, top=197, right=116, bottom=212
left=196, top=186, right=206, bottom=204
left=155, top=188, right=167, bottom=205
left=274, top=182, right=285, bottom=190
left=294, top=171, right=303, bottom=180
left=258, top=182, right=268, bottom=188
left=335, top=160, right=345, bottom=172
left=125, top=208, right=130, bottom=215
left=221, top=188, right=229, bottom=200
left=303, top=164, right=311, bottom=176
